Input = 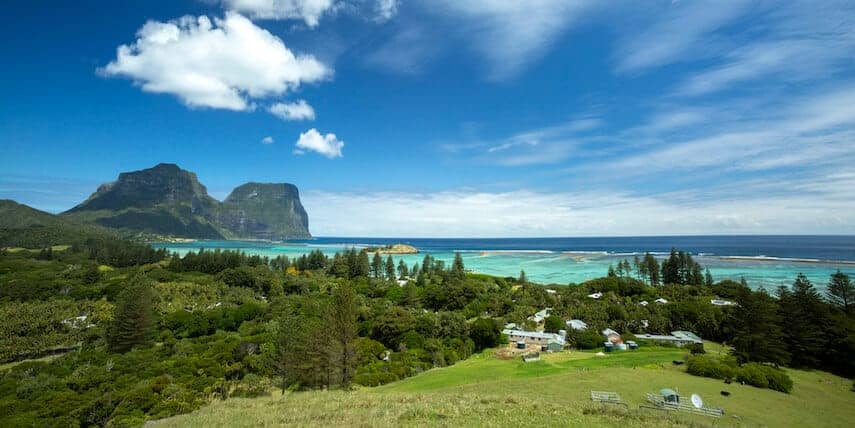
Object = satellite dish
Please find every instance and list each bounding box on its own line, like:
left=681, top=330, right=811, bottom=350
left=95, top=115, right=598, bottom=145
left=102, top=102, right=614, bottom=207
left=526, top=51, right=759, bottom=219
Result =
left=691, top=394, right=703, bottom=409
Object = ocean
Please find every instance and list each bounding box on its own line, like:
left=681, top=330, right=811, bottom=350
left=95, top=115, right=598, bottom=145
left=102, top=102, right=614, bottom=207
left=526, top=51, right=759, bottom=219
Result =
left=152, top=235, right=855, bottom=290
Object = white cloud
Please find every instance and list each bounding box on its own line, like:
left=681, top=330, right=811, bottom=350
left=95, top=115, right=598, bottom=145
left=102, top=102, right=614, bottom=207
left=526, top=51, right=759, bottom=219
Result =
left=101, top=12, right=330, bottom=110
left=222, top=0, right=336, bottom=27
left=302, top=187, right=855, bottom=237
left=295, top=128, right=344, bottom=158
left=268, top=100, right=316, bottom=121
left=375, top=0, right=398, bottom=22
left=370, top=1, right=595, bottom=80
left=613, top=0, right=753, bottom=73
left=261, top=136, right=275, bottom=144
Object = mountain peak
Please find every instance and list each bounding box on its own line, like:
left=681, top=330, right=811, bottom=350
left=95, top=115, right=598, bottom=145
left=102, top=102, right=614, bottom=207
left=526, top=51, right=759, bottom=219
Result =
left=62, top=164, right=310, bottom=240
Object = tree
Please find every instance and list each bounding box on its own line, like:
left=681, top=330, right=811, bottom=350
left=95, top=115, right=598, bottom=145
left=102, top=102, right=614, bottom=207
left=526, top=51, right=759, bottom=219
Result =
left=642, top=253, right=660, bottom=286
left=451, top=253, right=465, bottom=279
left=356, top=250, right=370, bottom=278
left=827, top=270, right=854, bottom=315
left=371, top=252, right=383, bottom=278
left=469, top=318, right=501, bottom=351
left=385, top=256, right=396, bottom=281
left=607, top=264, right=616, bottom=278
left=518, top=270, right=528, bottom=284
left=106, top=276, right=156, bottom=353
left=543, top=315, right=564, bottom=333
left=397, top=260, right=409, bottom=279
left=704, top=269, right=714, bottom=287
left=729, top=287, right=789, bottom=366
left=328, top=283, right=358, bottom=388
left=779, top=273, right=832, bottom=368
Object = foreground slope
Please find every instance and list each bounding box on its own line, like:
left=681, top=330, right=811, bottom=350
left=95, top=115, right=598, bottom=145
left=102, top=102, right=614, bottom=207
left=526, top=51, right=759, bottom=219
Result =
left=152, top=348, right=855, bottom=427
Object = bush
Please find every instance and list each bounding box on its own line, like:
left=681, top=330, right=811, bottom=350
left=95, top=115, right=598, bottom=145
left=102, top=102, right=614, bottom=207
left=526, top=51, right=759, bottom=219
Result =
left=687, top=355, right=792, bottom=393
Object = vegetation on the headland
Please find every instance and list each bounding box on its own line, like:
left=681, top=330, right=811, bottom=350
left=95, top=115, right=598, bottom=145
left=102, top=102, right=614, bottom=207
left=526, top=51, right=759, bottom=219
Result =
left=364, top=243, right=419, bottom=254
left=0, top=218, right=853, bottom=426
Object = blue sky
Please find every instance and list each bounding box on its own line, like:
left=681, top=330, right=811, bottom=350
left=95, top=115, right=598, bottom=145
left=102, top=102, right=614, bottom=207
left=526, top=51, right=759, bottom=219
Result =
left=1, top=0, right=854, bottom=237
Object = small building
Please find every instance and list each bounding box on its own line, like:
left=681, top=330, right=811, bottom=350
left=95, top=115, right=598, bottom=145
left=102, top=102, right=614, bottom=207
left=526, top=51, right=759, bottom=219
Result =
left=588, top=292, right=603, bottom=299
left=545, top=289, right=557, bottom=294
left=545, top=338, right=564, bottom=352
left=635, top=330, right=703, bottom=347
left=603, top=342, right=614, bottom=352
left=655, top=298, right=668, bottom=304
left=528, top=308, right=552, bottom=324
left=566, top=319, right=588, bottom=331
left=710, top=299, right=736, bottom=306
left=602, top=328, right=622, bottom=344
left=503, top=328, right=566, bottom=349
left=660, top=388, right=680, bottom=404
left=626, top=340, right=639, bottom=350
left=639, top=300, right=649, bottom=306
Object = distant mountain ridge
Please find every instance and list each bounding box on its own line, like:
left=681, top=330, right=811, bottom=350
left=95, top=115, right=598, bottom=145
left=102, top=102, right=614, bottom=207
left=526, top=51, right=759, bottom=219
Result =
left=62, top=163, right=311, bottom=240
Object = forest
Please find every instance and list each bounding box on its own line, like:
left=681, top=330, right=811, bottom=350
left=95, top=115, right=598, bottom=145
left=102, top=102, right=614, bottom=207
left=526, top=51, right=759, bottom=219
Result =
left=1, top=239, right=853, bottom=427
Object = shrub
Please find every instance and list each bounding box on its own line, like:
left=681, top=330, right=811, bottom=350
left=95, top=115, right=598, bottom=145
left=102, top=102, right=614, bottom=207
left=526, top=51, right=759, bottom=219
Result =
left=687, top=355, right=792, bottom=393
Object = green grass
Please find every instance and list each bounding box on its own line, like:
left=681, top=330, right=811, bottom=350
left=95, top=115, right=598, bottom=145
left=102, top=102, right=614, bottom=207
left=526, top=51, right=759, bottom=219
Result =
left=151, top=346, right=855, bottom=427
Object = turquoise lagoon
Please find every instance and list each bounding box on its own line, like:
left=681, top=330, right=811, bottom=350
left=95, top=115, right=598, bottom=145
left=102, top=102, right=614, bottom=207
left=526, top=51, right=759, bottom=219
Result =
left=152, top=236, right=855, bottom=289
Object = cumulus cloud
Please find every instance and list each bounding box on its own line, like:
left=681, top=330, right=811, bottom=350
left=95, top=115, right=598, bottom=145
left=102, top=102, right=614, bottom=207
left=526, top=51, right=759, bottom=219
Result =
left=101, top=12, right=330, bottom=110
left=268, top=100, right=316, bottom=121
left=222, top=0, right=336, bottom=27
left=294, top=128, right=344, bottom=158
left=261, top=136, right=275, bottom=144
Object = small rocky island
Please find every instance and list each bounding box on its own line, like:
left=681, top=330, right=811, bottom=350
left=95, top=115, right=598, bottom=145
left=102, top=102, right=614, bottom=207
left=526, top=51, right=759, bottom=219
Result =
left=365, top=244, right=419, bottom=254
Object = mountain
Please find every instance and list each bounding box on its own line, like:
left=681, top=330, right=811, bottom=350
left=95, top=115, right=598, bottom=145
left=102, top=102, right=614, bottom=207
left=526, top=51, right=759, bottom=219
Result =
left=0, top=200, right=117, bottom=248
left=62, top=163, right=311, bottom=240
left=217, top=183, right=310, bottom=241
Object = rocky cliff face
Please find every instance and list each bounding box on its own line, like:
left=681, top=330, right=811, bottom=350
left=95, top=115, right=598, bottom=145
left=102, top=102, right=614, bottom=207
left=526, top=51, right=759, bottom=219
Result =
left=63, top=164, right=311, bottom=239
left=217, top=183, right=310, bottom=240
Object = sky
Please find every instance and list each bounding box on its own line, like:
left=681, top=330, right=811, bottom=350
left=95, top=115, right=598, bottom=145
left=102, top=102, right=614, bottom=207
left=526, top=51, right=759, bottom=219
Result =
left=1, top=0, right=854, bottom=237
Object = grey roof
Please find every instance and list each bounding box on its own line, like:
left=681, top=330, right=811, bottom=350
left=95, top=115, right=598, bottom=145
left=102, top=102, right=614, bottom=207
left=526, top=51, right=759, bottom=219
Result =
left=566, top=319, right=588, bottom=330
left=503, top=329, right=566, bottom=345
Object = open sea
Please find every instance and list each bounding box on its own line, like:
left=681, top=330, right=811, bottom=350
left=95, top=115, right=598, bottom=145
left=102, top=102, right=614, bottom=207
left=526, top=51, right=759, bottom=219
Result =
left=152, top=235, right=855, bottom=290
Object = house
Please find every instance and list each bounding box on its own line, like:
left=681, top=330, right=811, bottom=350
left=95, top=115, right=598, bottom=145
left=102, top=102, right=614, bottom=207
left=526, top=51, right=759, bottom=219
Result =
left=639, top=300, right=649, bottom=306
left=588, top=292, right=603, bottom=299
left=504, top=322, right=518, bottom=330
left=566, top=319, right=588, bottom=331
left=634, top=330, right=703, bottom=347
left=528, top=308, right=552, bottom=324
left=602, top=328, right=622, bottom=343
left=545, top=289, right=557, bottom=294
left=655, top=298, right=668, bottom=304
left=503, top=328, right=566, bottom=350
left=710, top=299, right=736, bottom=306
left=396, top=279, right=408, bottom=287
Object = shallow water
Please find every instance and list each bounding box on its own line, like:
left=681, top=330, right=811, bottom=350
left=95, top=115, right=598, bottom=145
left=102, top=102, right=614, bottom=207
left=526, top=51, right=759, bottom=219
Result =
left=152, top=236, right=855, bottom=289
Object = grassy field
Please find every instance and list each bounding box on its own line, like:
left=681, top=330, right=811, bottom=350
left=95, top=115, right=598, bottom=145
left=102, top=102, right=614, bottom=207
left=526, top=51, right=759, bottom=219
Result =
left=152, top=346, right=854, bottom=427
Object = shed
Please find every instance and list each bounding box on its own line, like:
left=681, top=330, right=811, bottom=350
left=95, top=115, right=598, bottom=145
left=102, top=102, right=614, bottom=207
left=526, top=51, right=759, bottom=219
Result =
left=546, top=339, right=564, bottom=352
left=626, top=340, right=638, bottom=350
left=660, top=388, right=680, bottom=404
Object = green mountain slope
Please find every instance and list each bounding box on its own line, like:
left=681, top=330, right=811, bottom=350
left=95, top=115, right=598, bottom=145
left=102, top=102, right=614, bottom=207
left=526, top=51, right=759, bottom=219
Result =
left=61, top=163, right=311, bottom=240
left=0, top=200, right=116, bottom=248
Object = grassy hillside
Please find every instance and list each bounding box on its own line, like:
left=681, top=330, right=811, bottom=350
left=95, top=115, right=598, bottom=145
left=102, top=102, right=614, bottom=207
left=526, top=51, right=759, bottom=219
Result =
left=0, top=200, right=116, bottom=248
left=151, top=346, right=855, bottom=427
